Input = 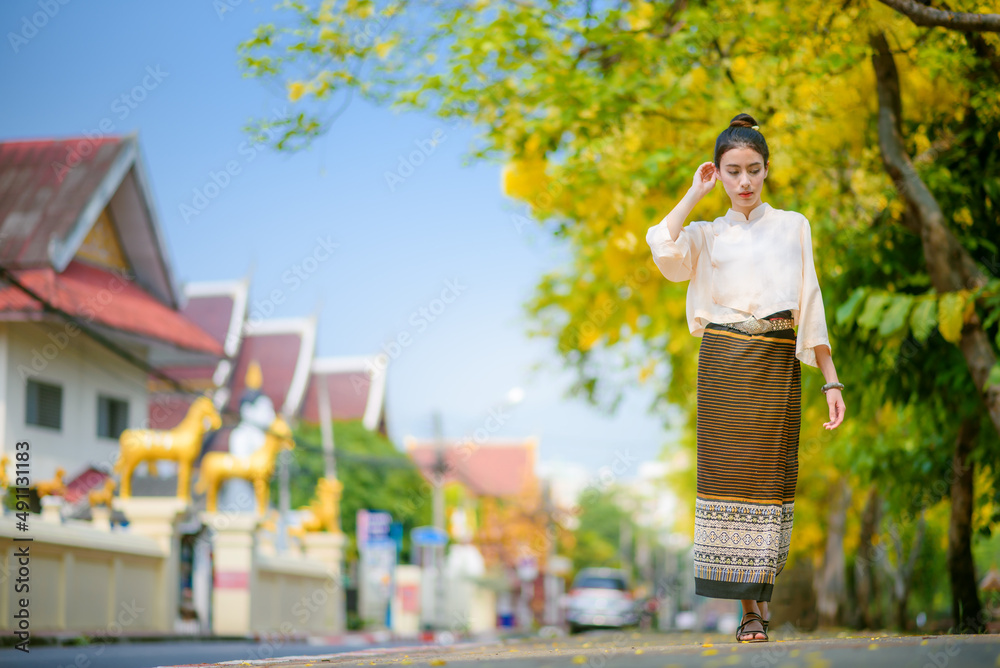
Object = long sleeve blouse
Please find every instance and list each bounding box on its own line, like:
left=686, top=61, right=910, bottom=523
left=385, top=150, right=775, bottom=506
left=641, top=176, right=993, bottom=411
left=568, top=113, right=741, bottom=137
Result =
left=645, top=201, right=831, bottom=368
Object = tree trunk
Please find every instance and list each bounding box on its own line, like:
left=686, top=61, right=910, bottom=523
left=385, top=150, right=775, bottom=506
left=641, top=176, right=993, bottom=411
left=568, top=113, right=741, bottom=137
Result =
left=948, top=417, right=985, bottom=633
left=815, top=478, right=850, bottom=626
left=855, top=486, right=883, bottom=629
left=886, top=511, right=926, bottom=631
left=869, top=32, right=1000, bottom=437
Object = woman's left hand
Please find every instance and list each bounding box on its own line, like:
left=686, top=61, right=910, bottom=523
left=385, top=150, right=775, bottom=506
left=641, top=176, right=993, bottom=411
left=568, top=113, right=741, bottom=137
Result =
left=823, top=389, right=845, bottom=430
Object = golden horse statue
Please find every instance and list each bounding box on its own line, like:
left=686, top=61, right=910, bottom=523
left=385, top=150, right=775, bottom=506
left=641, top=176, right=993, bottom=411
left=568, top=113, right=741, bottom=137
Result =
left=88, top=478, right=117, bottom=508
left=289, top=476, right=343, bottom=537
left=195, top=416, right=295, bottom=515
left=115, top=396, right=222, bottom=501
left=36, top=467, right=67, bottom=498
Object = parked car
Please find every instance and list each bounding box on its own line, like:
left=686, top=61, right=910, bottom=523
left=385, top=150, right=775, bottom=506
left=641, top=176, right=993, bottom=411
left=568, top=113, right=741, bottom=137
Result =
left=565, top=567, right=639, bottom=633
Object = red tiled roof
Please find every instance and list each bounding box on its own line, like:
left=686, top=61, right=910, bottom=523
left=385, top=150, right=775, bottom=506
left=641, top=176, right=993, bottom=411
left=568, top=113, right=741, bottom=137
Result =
left=63, top=466, right=111, bottom=505
left=0, top=136, right=126, bottom=268
left=227, top=332, right=303, bottom=415
left=0, top=260, right=223, bottom=356
left=301, top=370, right=371, bottom=423
left=407, top=439, right=538, bottom=498
left=181, top=294, right=235, bottom=348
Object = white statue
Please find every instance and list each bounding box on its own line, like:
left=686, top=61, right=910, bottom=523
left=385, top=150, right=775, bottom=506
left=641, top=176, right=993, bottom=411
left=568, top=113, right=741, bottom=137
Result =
left=217, top=361, right=277, bottom=513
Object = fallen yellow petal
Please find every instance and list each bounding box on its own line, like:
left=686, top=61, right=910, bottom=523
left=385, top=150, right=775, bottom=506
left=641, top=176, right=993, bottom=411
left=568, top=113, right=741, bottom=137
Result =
left=703, top=648, right=719, bottom=656
left=572, top=656, right=588, bottom=664
left=868, top=643, right=878, bottom=650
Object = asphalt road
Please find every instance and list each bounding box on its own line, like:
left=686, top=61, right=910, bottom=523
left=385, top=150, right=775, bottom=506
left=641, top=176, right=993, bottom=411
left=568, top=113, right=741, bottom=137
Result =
left=365, top=633, right=1000, bottom=668
left=0, top=638, right=414, bottom=668
left=4, top=630, right=1000, bottom=668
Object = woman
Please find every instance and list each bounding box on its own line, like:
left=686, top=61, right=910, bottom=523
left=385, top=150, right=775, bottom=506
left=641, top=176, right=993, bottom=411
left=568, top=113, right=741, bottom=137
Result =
left=645, top=113, right=846, bottom=643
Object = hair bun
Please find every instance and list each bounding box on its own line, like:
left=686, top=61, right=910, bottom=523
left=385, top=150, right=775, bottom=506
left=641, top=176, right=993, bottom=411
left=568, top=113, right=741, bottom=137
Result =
left=728, top=113, right=759, bottom=129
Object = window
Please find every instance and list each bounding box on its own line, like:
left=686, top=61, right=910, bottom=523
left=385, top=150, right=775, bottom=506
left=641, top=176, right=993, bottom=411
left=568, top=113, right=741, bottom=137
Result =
left=98, top=395, right=129, bottom=439
left=26, top=380, right=62, bottom=430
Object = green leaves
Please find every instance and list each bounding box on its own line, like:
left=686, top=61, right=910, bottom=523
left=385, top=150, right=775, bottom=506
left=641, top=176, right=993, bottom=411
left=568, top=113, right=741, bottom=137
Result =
left=987, top=363, right=1000, bottom=393
left=857, top=292, right=893, bottom=331
left=909, top=297, right=938, bottom=343
left=836, top=286, right=868, bottom=326
left=878, top=294, right=914, bottom=337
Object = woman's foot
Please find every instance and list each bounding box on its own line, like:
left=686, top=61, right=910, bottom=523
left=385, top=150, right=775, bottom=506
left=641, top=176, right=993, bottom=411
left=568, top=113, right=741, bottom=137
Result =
left=736, top=611, right=767, bottom=642
left=757, top=600, right=770, bottom=632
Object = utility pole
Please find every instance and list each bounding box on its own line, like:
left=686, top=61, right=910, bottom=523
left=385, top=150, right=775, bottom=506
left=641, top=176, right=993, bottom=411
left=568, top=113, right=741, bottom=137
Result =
left=317, top=375, right=337, bottom=480
left=432, top=411, right=445, bottom=531
left=620, top=517, right=632, bottom=579
left=542, top=480, right=559, bottom=626
left=431, top=411, right=447, bottom=629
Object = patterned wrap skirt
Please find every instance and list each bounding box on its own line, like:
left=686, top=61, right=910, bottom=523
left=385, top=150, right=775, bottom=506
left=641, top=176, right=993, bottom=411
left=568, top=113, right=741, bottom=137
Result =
left=693, top=310, right=801, bottom=602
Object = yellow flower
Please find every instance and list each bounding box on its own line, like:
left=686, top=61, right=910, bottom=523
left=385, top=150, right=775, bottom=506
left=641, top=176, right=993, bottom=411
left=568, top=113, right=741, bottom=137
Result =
left=288, top=81, right=308, bottom=102
left=374, top=40, right=393, bottom=60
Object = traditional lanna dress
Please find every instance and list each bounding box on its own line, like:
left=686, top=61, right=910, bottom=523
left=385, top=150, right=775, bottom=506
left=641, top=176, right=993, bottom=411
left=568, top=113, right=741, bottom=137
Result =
left=645, top=201, right=831, bottom=601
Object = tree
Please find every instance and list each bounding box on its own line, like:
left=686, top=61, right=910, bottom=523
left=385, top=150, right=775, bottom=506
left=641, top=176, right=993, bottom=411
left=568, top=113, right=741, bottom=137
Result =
left=864, top=5, right=1000, bottom=629
left=569, top=486, right=631, bottom=577
left=281, top=420, right=432, bottom=560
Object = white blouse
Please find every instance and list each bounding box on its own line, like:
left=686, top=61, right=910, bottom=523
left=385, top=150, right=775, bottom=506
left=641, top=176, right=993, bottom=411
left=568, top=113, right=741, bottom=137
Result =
left=645, top=201, right=831, bottom=368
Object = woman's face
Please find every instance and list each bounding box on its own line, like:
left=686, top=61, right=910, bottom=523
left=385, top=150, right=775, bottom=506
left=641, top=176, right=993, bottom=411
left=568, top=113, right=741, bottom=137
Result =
left=715, top=146, right=768, bottom=211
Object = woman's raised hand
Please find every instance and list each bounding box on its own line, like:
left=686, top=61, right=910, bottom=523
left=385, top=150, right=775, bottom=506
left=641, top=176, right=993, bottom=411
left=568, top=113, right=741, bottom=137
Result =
left=690, top=161, right=717, bottom=199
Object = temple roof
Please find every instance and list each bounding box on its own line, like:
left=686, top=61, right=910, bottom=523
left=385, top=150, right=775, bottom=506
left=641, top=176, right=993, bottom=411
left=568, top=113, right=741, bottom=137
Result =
left=225, top=316, right=317, bottom=417
left=405, top=436, right=539, bottom=498
left=0, top=134, right=179, bottom=307
left=0, top=260, right=222, bottom=357
left=301, top=355, right=388, bottom=433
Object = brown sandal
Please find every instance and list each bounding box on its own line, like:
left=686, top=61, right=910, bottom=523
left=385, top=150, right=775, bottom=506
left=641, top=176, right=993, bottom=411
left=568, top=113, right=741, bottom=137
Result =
left=736, top=611, right=769, bottom=643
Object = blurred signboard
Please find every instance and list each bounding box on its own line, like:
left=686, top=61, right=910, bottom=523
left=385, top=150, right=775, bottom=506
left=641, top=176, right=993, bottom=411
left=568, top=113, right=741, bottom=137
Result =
left=357, top=509, right=396, bottom=627
left=411, top=525, right=448, bottom=546
left=357, top=509, right=393, bottom=552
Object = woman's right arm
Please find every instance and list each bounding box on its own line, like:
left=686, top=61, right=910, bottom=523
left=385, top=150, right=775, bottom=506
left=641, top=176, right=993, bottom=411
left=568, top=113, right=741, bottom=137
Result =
left=645, top=162, right=717, bottom=282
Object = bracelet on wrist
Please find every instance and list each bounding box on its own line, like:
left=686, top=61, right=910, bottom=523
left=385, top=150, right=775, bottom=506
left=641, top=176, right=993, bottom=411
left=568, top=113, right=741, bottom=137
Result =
left=821, top=382, right=844, bottom=394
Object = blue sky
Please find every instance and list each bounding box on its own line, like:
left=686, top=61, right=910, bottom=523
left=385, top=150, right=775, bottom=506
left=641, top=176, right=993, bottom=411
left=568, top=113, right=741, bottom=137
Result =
left=0, top=0, right=674, bottom=475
